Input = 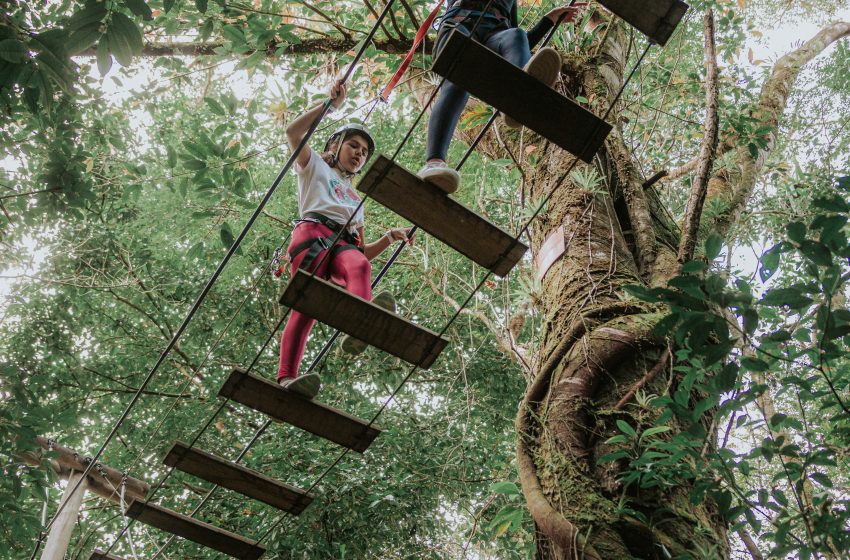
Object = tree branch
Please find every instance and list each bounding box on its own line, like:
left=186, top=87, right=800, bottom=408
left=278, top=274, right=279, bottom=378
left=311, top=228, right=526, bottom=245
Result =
left=77, top=37, right=431, bottom=59
left=607, top=129, right=657, bottom=276
left=677, top=9, right=719, bottom=264
left=712, top=21, right=850, bottom=237
left=294, top=0, right=353, bottom=40
left=737, top=528, right=764, bottom=560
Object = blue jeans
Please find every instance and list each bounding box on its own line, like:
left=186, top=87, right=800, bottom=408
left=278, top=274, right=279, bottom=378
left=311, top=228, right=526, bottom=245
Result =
left=426, top=20, right=531, bottom=161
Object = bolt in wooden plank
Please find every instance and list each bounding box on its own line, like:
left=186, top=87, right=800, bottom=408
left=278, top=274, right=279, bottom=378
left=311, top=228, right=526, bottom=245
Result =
left=164, top=441, right=314, bottom=515
left=432, top=31, right=612, bottom=163
left=219, top=368, right=381, bottom=453
left=358, top=156, right=528, bottom=277
left=125, top=500, right=265, bottom=560
left=280, top=269, right=449, bottom=368
left=597, top=0, right=689, bottom=46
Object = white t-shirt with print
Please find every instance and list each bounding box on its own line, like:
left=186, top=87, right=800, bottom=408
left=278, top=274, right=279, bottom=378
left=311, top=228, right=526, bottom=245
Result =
left=295, top=150, right=364, bottom=234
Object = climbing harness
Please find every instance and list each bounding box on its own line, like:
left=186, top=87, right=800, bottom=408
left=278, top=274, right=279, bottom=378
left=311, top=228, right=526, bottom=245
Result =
left=274, top=212, right=363, bottom=277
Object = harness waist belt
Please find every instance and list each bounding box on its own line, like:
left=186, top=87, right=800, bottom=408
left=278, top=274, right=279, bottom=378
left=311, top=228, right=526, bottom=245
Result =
left=285, top=212, right=362, bottom=274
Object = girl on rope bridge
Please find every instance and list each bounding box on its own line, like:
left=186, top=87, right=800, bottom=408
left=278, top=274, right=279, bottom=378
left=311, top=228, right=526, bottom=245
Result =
left=418, top=1, right=588, bottom=194
left=276, top=81, right=413, bottom=399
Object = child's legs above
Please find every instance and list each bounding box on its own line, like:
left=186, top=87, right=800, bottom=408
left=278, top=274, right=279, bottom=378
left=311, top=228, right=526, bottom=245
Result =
left=426, top=24, right=474, bottom=163
left=484, top=27, right=531, bottom=68
left=426, top=81, right=470, bottom=162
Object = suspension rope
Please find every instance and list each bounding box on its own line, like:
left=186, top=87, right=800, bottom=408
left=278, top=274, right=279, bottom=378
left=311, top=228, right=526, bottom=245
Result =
left=92, top=5, right=655, bottom=559
left=256, top=39, right=655, bottom=549
left=96, top=4, right=503, bottom=555
left=60, top=91, right=380, bottom=551
left=29, top=0, right=402, bottom=553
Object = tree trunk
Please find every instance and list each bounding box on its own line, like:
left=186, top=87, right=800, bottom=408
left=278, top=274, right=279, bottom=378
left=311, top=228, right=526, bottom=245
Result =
left=515, top=18, right=728, bottom=560
left=513, top=14, right=850, bottom=560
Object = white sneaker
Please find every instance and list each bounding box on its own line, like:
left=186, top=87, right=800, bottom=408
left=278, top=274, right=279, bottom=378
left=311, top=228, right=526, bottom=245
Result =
left=504, top=47, right=562, bottom=129
left=278, top=373, right=321, bottom=399
left=418, top=161, right=460, bottom=194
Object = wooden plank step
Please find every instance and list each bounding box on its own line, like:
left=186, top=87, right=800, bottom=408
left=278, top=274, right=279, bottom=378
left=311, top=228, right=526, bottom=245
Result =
left=280, top=269, right=449, bottom=368
left=597, top=0, right=688, bottom=46
left=358, top=156, right=528, bottom=277
left=90, top=550, right=125, bottom=560
left=219, top=368, right=381, bottom=453
left=125, top=500, right=265, bottom=560
left=432, top=30, right=612, bottom=163
left=164, top=441, right=314, bottom=515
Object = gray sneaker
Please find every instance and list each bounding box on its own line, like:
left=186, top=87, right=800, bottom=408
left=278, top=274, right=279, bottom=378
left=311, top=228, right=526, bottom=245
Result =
left=504, top=47, right=562, bottom=129
left=278, top=373, right=321, bottom=399
left=341, top=291, right=397, bottom=356
left=418, top=161, right=460, bottom=194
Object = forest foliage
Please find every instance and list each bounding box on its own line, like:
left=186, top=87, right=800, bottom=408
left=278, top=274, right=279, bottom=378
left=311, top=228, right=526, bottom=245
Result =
left=1, top=0, right=849, bottom=558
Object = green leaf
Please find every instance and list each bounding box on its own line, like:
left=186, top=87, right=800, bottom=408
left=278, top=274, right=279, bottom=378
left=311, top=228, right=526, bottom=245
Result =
left=96, top=39, right=112, bottom=76
left=220, top=223, right=235, bottom=249
left=640, top=426, right=670, bottom=439
left=811, top=194, right=849, bottom=213
left=760, top=287, right=813, bottom=309
left=759, top=249, right=780, bottom=282
left=164, top=0, right=176, bottom=12
left=124, top=0, right=153, bottom=20
left=491, top=518, right=512, bottom=537
left=166, top=145, right=177, bottom=168
left=187, top=242, right=204, bottom=260
left=28, top=33, right=74, bottom=92
left=681, top=260, right=706, bottom=274
left=704, top=233, right=723, bottom=260
left=489, top=482, right=520, bottom=495
left=222, top=25, right=245, bottom=45
left=67, top=23, right=103, bottom=55
left=616, top=420, right=636, bottom=438
left=787, top=221, right=806, bottom=243
left=714, top=362, right=738, bottom=392
left=598, top=450, right=629, bottom=463
left=108, top=12, right=144, bottom=62
left=183, top=158, right=206, bottom=170
left=799, top=240, right=832, bottom=267
left=741, top=357, right=769, bottom=372
left=68, top=3, right=108, bottom=32
left=0, top=39, right=29, bottom=63
left=196, top=0, right=209, bottom=13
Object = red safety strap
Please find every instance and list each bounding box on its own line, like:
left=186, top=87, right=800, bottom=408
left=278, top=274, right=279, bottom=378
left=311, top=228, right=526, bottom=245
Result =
left=380, top=1, right=444, bottom=102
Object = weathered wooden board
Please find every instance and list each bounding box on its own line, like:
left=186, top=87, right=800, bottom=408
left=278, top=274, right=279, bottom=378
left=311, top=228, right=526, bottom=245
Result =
left=125, top=500, right=265, bottom=560
left=89, top=550, right=125, bottom=560
left=358, top=156, right=527, bottom=277
left=432, top=31, right=611, bottom=163
left=597, top=0, right=689, bottom=46
left=219, top=368, right=381, bottom=453
left=280, top=269, right=449, bottom=368
left=164, top=441, right=314, bottom=515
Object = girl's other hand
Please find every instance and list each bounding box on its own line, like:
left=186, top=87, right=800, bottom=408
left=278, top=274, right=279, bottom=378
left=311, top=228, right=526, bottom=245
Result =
left=545, top=2, right=587, bottom=24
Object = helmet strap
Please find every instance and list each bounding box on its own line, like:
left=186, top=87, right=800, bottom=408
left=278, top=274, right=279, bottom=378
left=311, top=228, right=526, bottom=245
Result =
left=331, top=132, right=357, bottom=178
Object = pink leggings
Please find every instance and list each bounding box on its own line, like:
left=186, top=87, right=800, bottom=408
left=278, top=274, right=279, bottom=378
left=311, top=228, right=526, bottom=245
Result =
left=277, top=222, right=372, bottom=381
